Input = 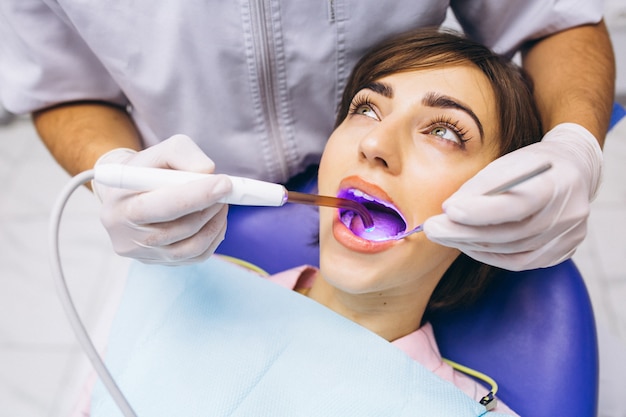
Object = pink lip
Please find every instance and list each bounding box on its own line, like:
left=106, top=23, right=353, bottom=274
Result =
left=331, top=176, right=400, bottom=253
left=338, top=176, right=394, bottom=203
left=332, top=218, right=396, bottom=253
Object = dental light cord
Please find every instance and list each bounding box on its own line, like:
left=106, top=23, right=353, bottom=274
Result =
left=48, top=169, right=137, bottom=417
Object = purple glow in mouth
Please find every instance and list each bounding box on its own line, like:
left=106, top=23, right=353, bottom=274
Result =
left=337, top=189, right=407, bottom=241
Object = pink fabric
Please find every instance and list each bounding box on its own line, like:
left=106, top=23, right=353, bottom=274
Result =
left=270, top=266, right=518, bottom=416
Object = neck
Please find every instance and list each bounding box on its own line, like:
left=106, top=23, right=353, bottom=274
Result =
left=306, top=273, right=435, bottom=342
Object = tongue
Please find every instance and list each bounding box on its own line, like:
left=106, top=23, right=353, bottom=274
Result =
left=342, top=208, right=406, bottom=240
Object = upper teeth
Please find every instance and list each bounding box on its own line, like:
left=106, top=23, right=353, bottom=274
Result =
left=348, top=188, right=397, bottom=210
left=349, top=189, right=374, bottom=201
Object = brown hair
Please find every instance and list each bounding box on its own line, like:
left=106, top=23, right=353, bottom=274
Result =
left=335, top=28, right=543, bottom=317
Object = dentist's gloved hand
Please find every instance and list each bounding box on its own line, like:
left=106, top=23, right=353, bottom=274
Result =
left=424, top=123, right=603, bottom=271
left=93, top=134, right=232, bottom=265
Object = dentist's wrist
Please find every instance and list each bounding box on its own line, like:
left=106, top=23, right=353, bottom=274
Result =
left=541, top=122, right=603, bottom=200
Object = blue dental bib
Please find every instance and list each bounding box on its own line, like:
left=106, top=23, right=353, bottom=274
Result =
left=91, top=258, right=503, bottom=417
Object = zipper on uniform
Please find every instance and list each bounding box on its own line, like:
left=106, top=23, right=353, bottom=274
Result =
left=249, top=0, right=290, bottom=181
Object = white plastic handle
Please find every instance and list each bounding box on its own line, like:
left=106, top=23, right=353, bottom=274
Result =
left=94, top=164, right=287, bottom=207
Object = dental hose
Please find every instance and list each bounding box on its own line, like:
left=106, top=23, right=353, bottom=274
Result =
left=49, top=169, right=138, bottom=417
left=49, top=165, right=517, bottom=415
left=48, top=165, right=373, bottom=417
left=48, top=166, right=372, bottom=417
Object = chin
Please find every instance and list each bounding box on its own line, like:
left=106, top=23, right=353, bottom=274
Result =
left=319, top=223, right=460, bottom=296
left=319, top=233, right=411, bottom=294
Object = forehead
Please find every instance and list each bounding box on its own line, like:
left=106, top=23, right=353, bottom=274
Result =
left=373, top=65, right=498, bottom=140
left=374, top=65, right=493, bottom=105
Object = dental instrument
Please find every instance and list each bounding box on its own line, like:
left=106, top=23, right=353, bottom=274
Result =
left=483, top=162, right=553, bottom=196
left=367, top=162, right=553, bottom=242
left=94, top=162, right=553, bottom=244
left=94, top=164, right=374, bottom=229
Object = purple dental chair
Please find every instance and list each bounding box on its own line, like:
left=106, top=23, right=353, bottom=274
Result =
left=216, top=103, right=625, bottom=417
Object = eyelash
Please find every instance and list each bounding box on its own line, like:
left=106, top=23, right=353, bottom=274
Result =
left=348, top=95, right=472, bottom=148
left=348, top=94, right=375, bottom=116
left=426, top=115, right=471, bottom=147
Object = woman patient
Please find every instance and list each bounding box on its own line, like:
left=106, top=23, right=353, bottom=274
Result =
left=277, top=28, right=540, bottom=415
left=78, top=28, right=541, bottom=416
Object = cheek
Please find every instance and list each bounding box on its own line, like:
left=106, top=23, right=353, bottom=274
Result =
left=404, top=170, right=469, bottom=223
left=403, top=152, right=493, bottom=222
left=426, top=180, right=462, bottom=211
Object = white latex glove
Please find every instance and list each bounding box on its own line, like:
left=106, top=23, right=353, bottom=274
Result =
left=424, top=123, right=603, bottom=271
left=93, top=134, right=232, bottom=265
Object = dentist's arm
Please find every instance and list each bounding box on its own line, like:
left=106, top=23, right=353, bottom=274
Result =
left=424, top=21, right=616, bottom=271
left=522, top=20, right=615, bottom=145
left=34, top=101, right=143, bottom=178
left=34, top=102, right=232, bottom=264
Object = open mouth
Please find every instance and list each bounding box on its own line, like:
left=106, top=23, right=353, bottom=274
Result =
left=337, top=189, right=408, bottom=241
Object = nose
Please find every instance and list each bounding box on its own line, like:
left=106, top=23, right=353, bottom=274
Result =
left=358, top=120, right=403, bottom=174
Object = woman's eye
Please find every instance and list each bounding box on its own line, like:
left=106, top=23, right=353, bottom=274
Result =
left=430, top=126, right=460, bottom=144
left=354, top=104, right=378, bottom=120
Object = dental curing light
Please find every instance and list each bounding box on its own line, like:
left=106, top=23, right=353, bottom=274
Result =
left=94, top=164, right=374, bottom=228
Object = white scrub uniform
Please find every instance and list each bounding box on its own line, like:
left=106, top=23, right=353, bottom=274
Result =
left=0, top=0, right=602, bottom=183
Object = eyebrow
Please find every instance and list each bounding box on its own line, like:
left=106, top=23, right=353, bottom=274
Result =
left=363, top=81, right=394, bottom=98
left=422, top=92, right=484, bottom=140
left=362, top=82, right=484, bottom=141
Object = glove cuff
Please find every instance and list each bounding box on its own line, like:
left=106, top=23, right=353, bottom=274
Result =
left=91, top=148, right=138, bottom=202
left=542, top=123, right=603, bottom=201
